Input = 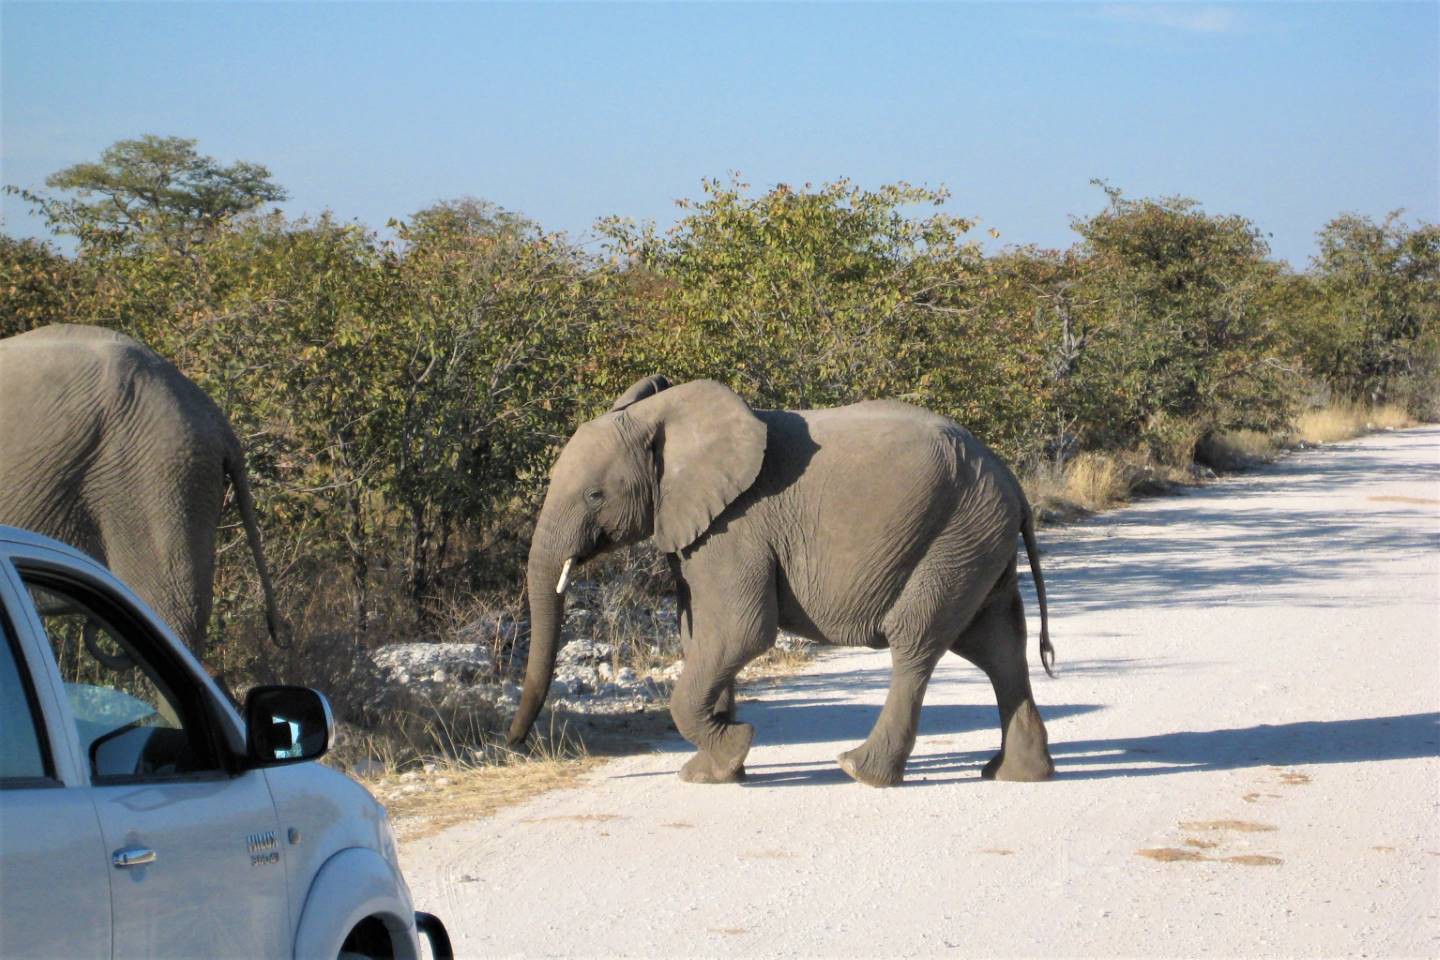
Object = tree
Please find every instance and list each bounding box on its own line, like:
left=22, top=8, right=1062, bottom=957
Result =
left=16, top=135, right=286, bottom=253
left=1065, top=184, right=1294, bottom=448
left=1288, top=213, right=1439, bottom=409
left=0, top=236, right=82, bottom=337
left=596, top=177, right=981, bottom=408
left=379, top=201, right=594, bottom=619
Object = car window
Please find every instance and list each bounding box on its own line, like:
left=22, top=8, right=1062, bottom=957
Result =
left=24, top=578, right=218, bottom=781
left=0, top=615, right=49, bottom=784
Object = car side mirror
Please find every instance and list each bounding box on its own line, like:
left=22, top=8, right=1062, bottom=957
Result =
left=244, top=686, right=334, bottom=767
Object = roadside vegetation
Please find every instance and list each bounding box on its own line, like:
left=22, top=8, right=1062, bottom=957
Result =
left=3, top=137, right=1436, bottom=802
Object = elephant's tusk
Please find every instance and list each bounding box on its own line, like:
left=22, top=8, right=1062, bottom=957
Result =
left=555, top=558, right=573, bottom=595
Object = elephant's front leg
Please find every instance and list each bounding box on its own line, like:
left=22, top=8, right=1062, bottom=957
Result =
left=672, top=664, right=755, bottom=783
left=837, top=645, right=945, bottom=787
left=713, top=682, right=737, bottom=723
left=670, top=563, right=776, bottom=784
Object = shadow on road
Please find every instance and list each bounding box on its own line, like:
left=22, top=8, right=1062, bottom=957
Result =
left=895, top=711, right=1440, bottom=782
left=725, top=712, right=1440, bottom=787
left=1020, top=432, right=1440, bottom=615
left=750, top=700, right=1104, bottom=749
left=616, top=706, right=1438, bottom=787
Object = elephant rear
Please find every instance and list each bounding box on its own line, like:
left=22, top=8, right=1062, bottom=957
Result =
left=0, top=324, right=282, bottom=653
left=758, top=400, right=1026, bottom=649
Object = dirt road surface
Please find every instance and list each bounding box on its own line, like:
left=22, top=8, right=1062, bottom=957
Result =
left=402, top=427, right=1439, bottom=958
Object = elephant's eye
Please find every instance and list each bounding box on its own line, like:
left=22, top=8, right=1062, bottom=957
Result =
left=585, top=488, right=605, bottom=505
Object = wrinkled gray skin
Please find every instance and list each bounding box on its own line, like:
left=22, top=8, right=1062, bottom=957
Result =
left=0, top=324, right=281, bottom=659
left=509, top=376, right=1055, bottom=787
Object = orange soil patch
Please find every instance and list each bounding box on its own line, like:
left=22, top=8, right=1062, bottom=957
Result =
left=520, top=813, right=624, bottom=825
left=1138, top=847, right=1206, bottom=862
left=1179, top=820, right=1277, bottom=833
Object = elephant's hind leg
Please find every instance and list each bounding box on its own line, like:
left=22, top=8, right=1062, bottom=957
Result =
left=837, top=641, right=948, bottom=787
left=952, top=571, right=1054, bottom=782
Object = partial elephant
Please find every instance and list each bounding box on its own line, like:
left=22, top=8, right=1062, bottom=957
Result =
left=0, top=324, right=282, bottom=659
left=508, top=376, right=1056, bottom=787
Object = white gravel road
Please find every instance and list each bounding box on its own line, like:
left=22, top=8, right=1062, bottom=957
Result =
left=402, top=427, right=1440, bottom=959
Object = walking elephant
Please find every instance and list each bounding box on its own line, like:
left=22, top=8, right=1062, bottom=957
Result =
left=507, top=376, right=1056, bottom=787
left=0, top=324, right=282, bottom=659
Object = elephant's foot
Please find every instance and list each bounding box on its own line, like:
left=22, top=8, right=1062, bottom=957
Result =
left=678, top=722, right=754, bottom=785
left=981, top=701, right=1054, bottom=782
left=837, top=744, right=906, bottom=788
left=679, top=753, right=747, bottom=784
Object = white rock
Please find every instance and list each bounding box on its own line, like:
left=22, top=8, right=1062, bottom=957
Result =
left=557, top=639, right=613, bottom=666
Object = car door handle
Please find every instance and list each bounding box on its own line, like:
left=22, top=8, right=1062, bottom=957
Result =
left=112, top=846, right=157, bottom=868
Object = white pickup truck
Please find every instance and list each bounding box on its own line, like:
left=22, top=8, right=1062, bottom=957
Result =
left=0, top=525, right=452, bottom=960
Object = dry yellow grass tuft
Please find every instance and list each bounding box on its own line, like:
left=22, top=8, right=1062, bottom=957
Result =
left=1367, top=404, right=1414, bottom=429
left=342, top=712, right=601, bottom=840
left=1024, top=451, right=1173, bottom=518
left=367, top=752, right=603, bottom=841
left=1063, top=452, right=1131, bottom=511
left=1295, top=402, right=1414, bottom=444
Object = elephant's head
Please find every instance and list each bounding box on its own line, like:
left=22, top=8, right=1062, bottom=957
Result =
left=506, top=376, right=767, bottom=747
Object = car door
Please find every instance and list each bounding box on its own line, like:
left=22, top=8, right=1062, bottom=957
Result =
left=12, top=563, right=292, bottom=960
left=0, top=569, right=111, bottom=960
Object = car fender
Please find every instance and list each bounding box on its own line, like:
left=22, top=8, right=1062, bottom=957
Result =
left=293, top=847, right=419, bottom=960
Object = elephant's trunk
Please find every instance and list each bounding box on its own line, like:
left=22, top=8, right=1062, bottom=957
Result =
left=507, top=512, right=573, bottom=748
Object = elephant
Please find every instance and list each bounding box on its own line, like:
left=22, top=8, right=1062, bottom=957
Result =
left=0, top=324, right=282, bottom=660
left=507, top=375, right=1056, bottom=787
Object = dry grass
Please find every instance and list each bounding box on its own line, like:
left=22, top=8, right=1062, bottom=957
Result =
left=1023, top=400, right=1421, bottom=522
left=373, top=754, right=602, bottom=841
left=1023, top=454, right=1125, bottom=517
left=1368, top=404, right=1415, bottom=429
left=1024, top=447, right=1196, bottom=520
left=742, top=641, right=819, bottom=679
left=1294, top=402, right=1414, bottom=444
left=351, top=718, right=598, bottom=840
left=1200, top=429, right=1281, bottom=468
left=1062, top=452, right=1131, bottom=511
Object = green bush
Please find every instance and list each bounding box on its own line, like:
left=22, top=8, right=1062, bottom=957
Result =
left=4, top=137, right=1435, bottom=699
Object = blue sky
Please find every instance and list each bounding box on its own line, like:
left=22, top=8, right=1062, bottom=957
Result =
left=3, top=2, right=1436, bottom=267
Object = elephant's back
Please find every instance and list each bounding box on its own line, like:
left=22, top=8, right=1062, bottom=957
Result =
left=4, top=322, right=145, bottom=350
left=4, top=324, right=222, bottom=420
left=779, top=400, right=997, bottom=480
left=0, top=324, right=235, bottom=484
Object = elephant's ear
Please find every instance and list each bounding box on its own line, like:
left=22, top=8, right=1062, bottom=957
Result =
left=609, top=375, right=672, bottom=413
left=629, top=380, right=767, bottom=554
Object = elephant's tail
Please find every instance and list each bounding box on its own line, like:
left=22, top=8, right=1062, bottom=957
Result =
left=1020, top=503, right=1055, bottom=678
left=225, top=447, right=289, bottom=650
